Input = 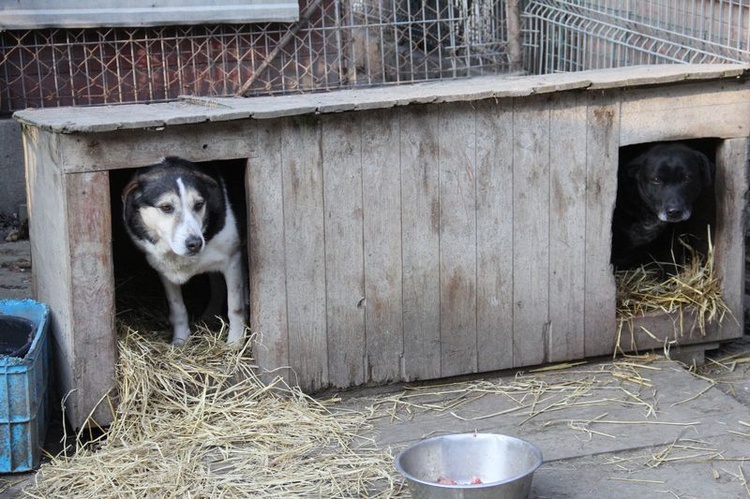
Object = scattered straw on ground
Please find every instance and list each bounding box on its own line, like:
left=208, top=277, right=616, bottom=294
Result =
left=25, top=324, right=404, bottom=498
left=21, top=311, right=745, bottom=496
left=23, top=329, right=675, bottom=497
left=359, top=357, right=666, bottom=435
left=354, top=357, right=749, bottom=489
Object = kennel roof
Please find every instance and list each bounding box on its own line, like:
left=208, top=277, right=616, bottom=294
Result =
left=14, top=64, right=750, bottom=134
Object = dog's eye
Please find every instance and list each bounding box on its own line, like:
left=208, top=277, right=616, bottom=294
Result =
left=650, top=176, right=662, bottom=185
left=159, top=204, right=174, bottom=214
left=193, top=200, right=205, bottom=211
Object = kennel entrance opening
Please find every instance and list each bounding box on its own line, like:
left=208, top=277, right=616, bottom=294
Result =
left=109, top=159, right=248, bottom=339
left=611, top=138, right=720, bottom=272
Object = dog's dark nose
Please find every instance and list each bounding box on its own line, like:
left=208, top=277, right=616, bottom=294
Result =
left=666, top=209, right=683, bottom=221
left=664, top=208, right=692, bottom=223
left=185, top=235, right=203, bottom=255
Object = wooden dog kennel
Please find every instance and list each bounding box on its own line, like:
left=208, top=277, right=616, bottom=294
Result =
left=15, top=64, right=748, bottom=428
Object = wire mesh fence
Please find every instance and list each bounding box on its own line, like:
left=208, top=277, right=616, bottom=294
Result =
left=1, top=0, right=750, bottom=114
left=0, top=0, right=511, bottom=113
left=524, top=0, right=750, bottom=74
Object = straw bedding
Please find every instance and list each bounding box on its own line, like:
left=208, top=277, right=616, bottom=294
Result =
left=614, top=234, right=731, bottom=346
left=24, top=324, right=403, bottom=498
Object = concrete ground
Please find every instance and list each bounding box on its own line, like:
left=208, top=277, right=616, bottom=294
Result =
left=341, top=350, right=750, bottom=498
left=1, top=238, right=749, bottom=498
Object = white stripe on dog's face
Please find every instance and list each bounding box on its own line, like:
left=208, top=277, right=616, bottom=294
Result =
left=139, top=177, right=207, bottom=257
left=173, top=178, right=206, bottom=255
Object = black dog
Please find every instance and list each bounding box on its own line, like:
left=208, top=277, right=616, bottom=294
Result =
left=611, top=142, right=714, bottom=270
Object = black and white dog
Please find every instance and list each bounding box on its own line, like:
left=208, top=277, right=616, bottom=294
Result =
left=611, top=142, right=714, bottom=269
left=122, top=157, right=245, bottom=346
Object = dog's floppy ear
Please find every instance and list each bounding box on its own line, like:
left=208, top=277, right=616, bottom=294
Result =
left=694, top=150, right=714, bottom=186
left=192, top=170, right=221, bottom=191
left=121, top=177, right=141, bottom=204
left=625, top=154, right=645, bottom=179
left=121, top=176, right=144, bottom=228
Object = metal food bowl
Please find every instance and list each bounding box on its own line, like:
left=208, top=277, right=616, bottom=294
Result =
left=395, top=433, right=543, bottom=499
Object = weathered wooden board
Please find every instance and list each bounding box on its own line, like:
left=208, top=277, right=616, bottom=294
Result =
left=23, top=127, right=116, bottom=428
left=281, top=116, right=329, bottom=390
left=512, top=95, right=551, bottom=367
left=361, top=109, right=404, bottom=383
left=322, top=112, right=366, bottom=388
left=247, top=120, right=289, bottom=381
left=475, top=98, right=514, bottom=372
left=714, top=138, right=748, bottom=332
left=14, top=64, right=748, bottom=136
left=438, top=102, right=479, bottom=377
left=400, top=105, right=442, bottom=381
left=583, top=92, right=620, bottom=358
left=548, top=92, right=588, bottom=362
left=619, top=81, right=750, bottom=146
left=65, top=171, right=116, bottom=425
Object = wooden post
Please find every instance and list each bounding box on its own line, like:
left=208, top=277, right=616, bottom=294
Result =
left=23, top=127, right=116, bottom=429
left=505, top=0, right=524, bottom=73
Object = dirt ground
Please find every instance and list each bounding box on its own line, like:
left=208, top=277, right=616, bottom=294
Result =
left=0, top=239, right=31, bottom=301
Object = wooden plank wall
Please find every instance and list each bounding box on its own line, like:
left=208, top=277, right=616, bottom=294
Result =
left=20, top=71, right=748, bottom=426
left=247, top=90, right=621, bottom=391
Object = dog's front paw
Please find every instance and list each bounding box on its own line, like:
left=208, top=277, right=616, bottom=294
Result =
left=226, top=327, right=245, bottom=348
left=171, top=327, right=191, bottom=347
left=171, top=337, right=188, bottom=347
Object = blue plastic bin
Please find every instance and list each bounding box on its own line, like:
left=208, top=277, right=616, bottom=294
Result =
left=0, top=299, right=51, bottom=473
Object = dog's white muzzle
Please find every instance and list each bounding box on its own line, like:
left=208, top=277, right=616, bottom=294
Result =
left=170, top=178, right=206, bottom=256
left=658, top=208, right=691, bottom=223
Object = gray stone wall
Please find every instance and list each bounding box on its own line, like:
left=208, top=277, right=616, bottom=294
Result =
left=0, top=119, right=26, bottom=216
